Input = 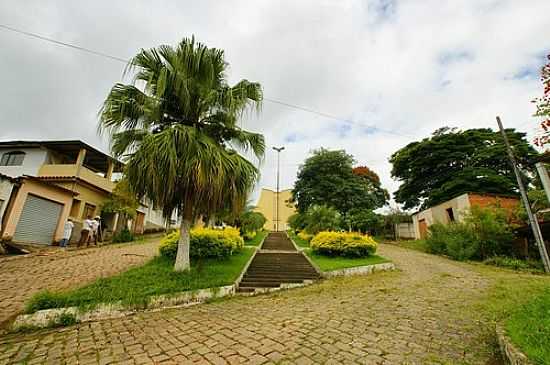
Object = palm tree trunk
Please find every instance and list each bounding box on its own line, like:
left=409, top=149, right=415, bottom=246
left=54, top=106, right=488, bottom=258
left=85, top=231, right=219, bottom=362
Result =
left=174, top=206, right=193, bottom=271
left=174, top=218, right=191, bottom=271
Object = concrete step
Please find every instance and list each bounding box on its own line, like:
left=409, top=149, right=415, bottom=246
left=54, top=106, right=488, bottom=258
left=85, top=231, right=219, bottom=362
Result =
left=238, top=232, right=320, bottom=290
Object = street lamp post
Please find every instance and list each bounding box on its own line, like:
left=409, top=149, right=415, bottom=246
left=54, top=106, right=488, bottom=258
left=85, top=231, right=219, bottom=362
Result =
left=273, top=146, right=285, bottom=231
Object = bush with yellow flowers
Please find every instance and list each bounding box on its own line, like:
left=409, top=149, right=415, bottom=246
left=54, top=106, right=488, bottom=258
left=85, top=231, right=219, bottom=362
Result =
left=310, top=231, right=378, bottom=257
left=297, top=231, right=314, bottom=242
left=159, top=226, right=244, bottom=260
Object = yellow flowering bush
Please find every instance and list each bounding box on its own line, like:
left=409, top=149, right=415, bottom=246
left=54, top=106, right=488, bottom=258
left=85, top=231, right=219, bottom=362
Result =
left=297, top=231, right=313, bottom=242
left=310, top=231, right=378, bottom=257
left=159, top=226, right=244, bottom=259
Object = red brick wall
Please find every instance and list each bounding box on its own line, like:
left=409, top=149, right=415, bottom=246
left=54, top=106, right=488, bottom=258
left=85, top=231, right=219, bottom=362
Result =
left=468, top=194, right=519, bottom=213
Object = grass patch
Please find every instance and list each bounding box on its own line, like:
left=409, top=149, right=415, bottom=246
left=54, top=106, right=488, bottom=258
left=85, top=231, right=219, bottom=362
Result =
left=506, top=288, right=550, bottom=364
left=287, top=230, right=310, bottom=248
left=397, top=239, right=428, bottom=253
left=473, top=269, right=550, bottom=365
left=26, top=247, right=255, bottom=313
left=304, top=248, right=389, bottom=271
left=244, top=230, right=268, bottom=246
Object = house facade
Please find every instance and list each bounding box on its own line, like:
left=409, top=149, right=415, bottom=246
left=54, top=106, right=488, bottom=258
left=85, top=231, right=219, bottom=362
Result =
left=411, top=192, right=520, bottom=239
left=0, top=140, right=170, bottom=245
left=254, top=188, right=296, bottom=231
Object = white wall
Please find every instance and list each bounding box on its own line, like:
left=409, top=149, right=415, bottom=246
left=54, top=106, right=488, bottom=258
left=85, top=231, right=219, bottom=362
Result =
left=0, top=177, right=15, bottom=229
left=0, top=147, right=48, bottom=178
left=412, top=193, right=472, bottom=239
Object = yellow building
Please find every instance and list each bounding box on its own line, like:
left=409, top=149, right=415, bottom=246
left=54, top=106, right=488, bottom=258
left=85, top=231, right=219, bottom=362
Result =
left=254, top=188, right=296, bottom=231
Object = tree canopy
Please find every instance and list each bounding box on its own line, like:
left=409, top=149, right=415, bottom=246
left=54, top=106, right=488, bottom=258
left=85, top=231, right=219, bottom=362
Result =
left=99, top=37, right=264, bottom=271
left=390, top=128, right=538, bottom=210
left=291, top=149, right=388, bottom=218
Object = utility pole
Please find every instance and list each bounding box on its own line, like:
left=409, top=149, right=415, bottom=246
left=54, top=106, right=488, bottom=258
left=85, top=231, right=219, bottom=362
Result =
left=273, top=146, right=285, bottom=232
left=496, top=116, right=550, bottom=273
left=535, top=162, right=550, bottom=204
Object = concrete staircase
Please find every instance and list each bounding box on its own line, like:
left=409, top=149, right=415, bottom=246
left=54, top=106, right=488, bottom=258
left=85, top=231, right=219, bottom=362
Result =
left=238, top=232, right=320, bottom=293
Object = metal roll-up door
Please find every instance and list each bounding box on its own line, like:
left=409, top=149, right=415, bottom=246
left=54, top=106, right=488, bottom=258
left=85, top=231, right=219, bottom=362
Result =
left=14, top=194, right=63, bottom=244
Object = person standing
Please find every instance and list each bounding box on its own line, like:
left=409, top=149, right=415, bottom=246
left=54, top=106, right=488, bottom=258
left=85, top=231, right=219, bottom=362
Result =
left=79, top=216, right=93, bottom=248
left=91, top=217, right=100, bottom=246
left=60, top=218, right=74, bottom=248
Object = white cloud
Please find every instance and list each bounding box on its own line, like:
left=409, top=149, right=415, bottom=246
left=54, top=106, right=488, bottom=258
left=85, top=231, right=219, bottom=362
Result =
left=0, top=0, right=549, bottom=207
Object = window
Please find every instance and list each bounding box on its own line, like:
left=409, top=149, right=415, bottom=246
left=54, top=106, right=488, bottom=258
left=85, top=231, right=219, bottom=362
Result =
left=82, top=203, right=96, bottom=219
left=70, top=199, right=81, bottom=218
left=0, top=151, right=25, bottom=166
left=446, top=207, right=455, bottom=222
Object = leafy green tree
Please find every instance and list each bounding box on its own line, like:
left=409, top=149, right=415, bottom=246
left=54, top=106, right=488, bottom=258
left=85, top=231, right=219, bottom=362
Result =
left=101, top=179, right=139, bottom=220
left=99, top=37, right=264, bottom=271
left=292, top=149, right=387, bottom=222
left=390, top=128, right=537, bottom=210
left=239, top=211, right=267, bottom=234
left=346, top=208, right=383, bottom=234
left=303, top=205, right=341, bottom=234
left=288, top=212, right=308, bottom=232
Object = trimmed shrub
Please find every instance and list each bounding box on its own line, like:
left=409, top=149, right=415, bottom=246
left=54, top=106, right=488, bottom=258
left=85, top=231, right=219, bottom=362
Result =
left=112, top=227, right=134, bottom=243
left=159, top=227, right=244, bottom=260
left=310, top=231, right=378, bottom=258
left=297, top=231, right=313, bottom=242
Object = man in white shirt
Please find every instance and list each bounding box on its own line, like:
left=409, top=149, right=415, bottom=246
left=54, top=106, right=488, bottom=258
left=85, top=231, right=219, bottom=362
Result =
left=60, top=218, right=74, bottom=248
left=79, top=216, right=93, bottom=248
left=91, top=217, right=100, bottom=246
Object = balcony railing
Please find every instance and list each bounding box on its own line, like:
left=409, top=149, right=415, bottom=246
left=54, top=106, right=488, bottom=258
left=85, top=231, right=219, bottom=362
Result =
left=38, top=164, right=115, bottom=192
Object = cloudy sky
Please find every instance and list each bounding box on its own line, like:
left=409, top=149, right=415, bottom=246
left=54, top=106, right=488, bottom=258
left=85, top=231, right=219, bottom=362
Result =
left=1, top=0, right=549, bottom=206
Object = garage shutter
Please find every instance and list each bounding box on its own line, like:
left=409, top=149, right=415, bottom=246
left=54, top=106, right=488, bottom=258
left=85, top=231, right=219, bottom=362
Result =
left=14, top=195, right=63, bottom=244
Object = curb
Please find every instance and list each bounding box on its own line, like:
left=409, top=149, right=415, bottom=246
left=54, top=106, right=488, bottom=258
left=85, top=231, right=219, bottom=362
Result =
left=322, top=262, right=396, bottom=278
left=12, top=245, right=261, bottom=331
left=12, top=285, right=235, bottom=331
left=496, top=325, right=532, bottom=365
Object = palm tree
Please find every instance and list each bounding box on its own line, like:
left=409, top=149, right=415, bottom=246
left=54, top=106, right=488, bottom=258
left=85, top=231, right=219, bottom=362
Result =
left=99, top=37, right=264, bottom=271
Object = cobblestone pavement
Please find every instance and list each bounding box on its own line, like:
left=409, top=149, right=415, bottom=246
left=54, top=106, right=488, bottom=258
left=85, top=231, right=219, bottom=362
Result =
left=1, top=244, right=499, bottom=364
left=0, top=238, right=160, bottom=327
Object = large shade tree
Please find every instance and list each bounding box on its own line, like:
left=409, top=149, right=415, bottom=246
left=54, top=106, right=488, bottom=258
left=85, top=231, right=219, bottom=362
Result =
left=99, top=37, right=264, bottom=271
left=292, top=149, right=388, bottom=222
left=390, top=127, right=538, bottom=210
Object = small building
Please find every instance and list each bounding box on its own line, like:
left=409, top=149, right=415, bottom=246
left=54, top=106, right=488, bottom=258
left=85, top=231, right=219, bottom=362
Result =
left=254, top=188, right=296, bottom=231
left=412, top=193, right=520, bottom=239
left=0, top=140, right=172, bottom=245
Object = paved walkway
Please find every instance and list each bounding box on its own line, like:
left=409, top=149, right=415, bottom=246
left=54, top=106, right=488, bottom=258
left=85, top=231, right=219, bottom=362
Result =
left=1, top=244, right=499, bottom=364
left=0, top=238, right=160, bottom=327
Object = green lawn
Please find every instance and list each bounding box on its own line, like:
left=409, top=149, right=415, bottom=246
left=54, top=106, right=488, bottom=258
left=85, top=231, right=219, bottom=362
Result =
left=304, top=248, right=389, bottom=271
left=244, top=230, right=268, bottom=246
left=472, top=268, right=550, bottom=365
left=396, top=239, right=428, bottom=253
left=506, top=288, right=550, bottom=364
left=287, top=230, right=310, bottom=248
left=26, top=247, right=255, bottom=313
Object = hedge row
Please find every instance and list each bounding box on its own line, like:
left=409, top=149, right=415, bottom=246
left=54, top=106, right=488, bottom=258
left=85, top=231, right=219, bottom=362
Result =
left=159, top=227, right=244, bottom=259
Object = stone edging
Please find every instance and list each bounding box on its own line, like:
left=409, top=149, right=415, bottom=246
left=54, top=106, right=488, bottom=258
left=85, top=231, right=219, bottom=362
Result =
left=322, top=262, right=396, bottom=278
left=12, top=285, right=235, bottom=331
left=13, top=243, right=264, bottom=331
left=496, top=325, right=532, bottom=365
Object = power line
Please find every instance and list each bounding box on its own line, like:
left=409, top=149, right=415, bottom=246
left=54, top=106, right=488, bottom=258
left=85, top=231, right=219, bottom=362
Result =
left=0, top=24, right=128, bottom=63
left=0, top=22, right=416, bottom=139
